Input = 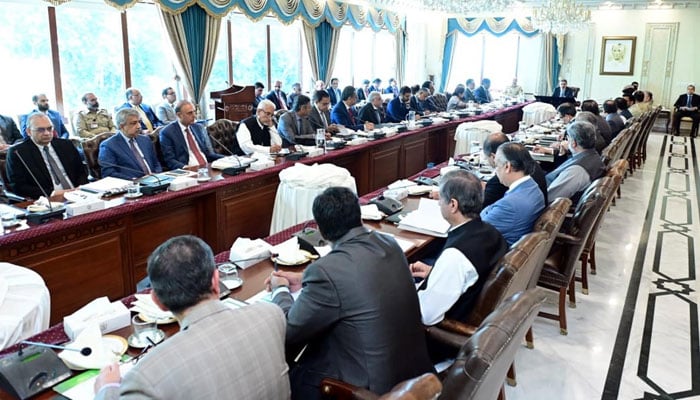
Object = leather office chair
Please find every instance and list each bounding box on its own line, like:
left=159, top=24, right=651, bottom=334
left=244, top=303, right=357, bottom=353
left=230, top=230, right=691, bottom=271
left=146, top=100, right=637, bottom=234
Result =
left=569, top=86, right=580, bottom=99
left=606, top=158, right=629, bottom=202
left=0, top=155, right=26, bottom=203
left=82, top=131, right=115, bottom=180
left=536, top=184, right=609, bottom=334
left=320, top=289, right=547, bottom=400
left=148, top=126, right=166, bottom=170
left=206, top=119, right=243, bottom=156
left=320, top=373, right=441, bottom=400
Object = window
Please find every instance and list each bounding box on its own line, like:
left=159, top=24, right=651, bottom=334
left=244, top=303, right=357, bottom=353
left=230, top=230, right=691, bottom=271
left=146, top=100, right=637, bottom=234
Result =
left=56, top=2, right=124, bottom=117
left=269, top=19, right=303, bottom=92
left=230, top=13, right=268, bottom=87
left=0, top=1, right=54, bottom=118
left=127, top=3, right=179, bottom=109
left=333, top=27, right=397, bottom=90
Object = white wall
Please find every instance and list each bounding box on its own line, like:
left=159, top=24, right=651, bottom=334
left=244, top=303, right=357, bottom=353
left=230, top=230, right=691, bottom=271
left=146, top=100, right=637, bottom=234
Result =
left=404, top=16, right=445, bottom=87
left=563, top=8, right=700, bottom=107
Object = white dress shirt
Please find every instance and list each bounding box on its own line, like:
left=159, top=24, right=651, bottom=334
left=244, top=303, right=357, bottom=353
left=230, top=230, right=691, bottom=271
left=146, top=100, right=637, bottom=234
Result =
left=178, top=122, right=207, bottom=167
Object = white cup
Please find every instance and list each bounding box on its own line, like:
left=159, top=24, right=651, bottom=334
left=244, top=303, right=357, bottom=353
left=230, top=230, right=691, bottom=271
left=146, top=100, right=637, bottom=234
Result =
left=126, top=181, right=140, bottom=197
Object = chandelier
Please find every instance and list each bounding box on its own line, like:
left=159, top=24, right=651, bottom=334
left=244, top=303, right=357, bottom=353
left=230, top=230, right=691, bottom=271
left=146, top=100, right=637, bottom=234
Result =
left=341, top=0, right=514, bottom=15
left=531, top=0, right=591, bottom=35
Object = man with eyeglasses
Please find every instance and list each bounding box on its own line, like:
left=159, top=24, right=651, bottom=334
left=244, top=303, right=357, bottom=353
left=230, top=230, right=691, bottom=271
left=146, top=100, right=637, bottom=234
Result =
left=156, top=87, right=177, bottom=124
left=6, top=112, right=87, bottom=199
left=160, top=100, right=222, bottom=170
left=236, top=99, right=283, bottom=155
left=94, top=235, right=290, bottom=400
left=75, top=92, right=116, bottom=139
left=20, top=94, right=70, bottom=139
left=116, top=88, right=162, bottom=133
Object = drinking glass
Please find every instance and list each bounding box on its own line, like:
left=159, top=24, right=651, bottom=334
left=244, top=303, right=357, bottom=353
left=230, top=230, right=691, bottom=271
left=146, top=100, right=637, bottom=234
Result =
left=316, top=129, right=326, bottom=149
left=131, top=315, right=158, bottom=347
left=218, top=262, right=242, bottom=289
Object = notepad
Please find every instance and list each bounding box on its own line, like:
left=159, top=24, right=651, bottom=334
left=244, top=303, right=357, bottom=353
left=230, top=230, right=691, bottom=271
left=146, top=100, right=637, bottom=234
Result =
left=397, top=198, right=450, bottom=237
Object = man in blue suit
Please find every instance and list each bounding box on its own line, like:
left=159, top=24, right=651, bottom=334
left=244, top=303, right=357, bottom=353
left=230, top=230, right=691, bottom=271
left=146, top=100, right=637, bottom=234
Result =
left=20, top=94, right=69, bottom=139
left=327, top=78, right=342, bottom=106
left=473, top=78, right=493, bottom=104
left=159, top=100, right=222, bottom=170
left=387, top=86, right=422, bottom=122
left=265, top=80, right=288, bottom=110
left=480, top=142, right=545, bottom=246
left=552, top=79, right=575, bottom=98
left=331, top=86, right=374, bottom=132
left=116, top=88, right=162, bottom=133
left=99, top=108, right=162, bottom=180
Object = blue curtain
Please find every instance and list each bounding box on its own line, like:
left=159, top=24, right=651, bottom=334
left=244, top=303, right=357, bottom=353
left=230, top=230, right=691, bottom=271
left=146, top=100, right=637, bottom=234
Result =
left=552, top=37, right=561, bottom=91
left=181, top=6, right=207, bottom=99
left=315, top=21, right=334, bottom=83
left=439, top=32, right=457, bottom=93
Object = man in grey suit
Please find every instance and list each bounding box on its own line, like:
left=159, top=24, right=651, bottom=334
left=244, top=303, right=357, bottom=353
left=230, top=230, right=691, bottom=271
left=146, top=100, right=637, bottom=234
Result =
left=94, top=235, right=290, bottom=400
left=155, top=87, right=177, bottom=124
left=278, top=94, right=327, bottom=146
left=308, top=90, right=340, bottom=135
left=269, top=187, right=434, bottom=400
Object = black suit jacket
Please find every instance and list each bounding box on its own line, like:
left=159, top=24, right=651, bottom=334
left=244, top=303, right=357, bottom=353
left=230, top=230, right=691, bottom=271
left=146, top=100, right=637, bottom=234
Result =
left=356, top=88, right=369, bottom=102
left=357, top=103, right=386, bottom=125
left=552, top=87, right=575, bottom=98
left=673, top=93, right=700, bottom=110
left=327, top=88, right=339, bottom=106
left=6, top=138, right=87, bottom=199
left=0, top=115, right=23, bottom=145
left=272, top=227, right=433, bottom=399
left=266, top=90, right=288, bottom=110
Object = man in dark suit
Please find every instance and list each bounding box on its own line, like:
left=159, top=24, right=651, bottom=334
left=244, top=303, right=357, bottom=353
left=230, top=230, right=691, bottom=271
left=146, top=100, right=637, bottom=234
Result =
left=384, top=78, right=399, bottom=98
left=387, top=86, right=421, bottom=122
left=464, top=79, right=477, bottom=103
left=278, top=94, right=325, bottom=146
left=6, top=113, right=87, bottom=199
left=672, top=84, right=700, bottom=137
left=20, top=94, right=70, bottom=139
left=265, top=80, right=288, bottom=111
left=369, top=78, right=382, bottom=94
left=98, top=108, right=162, bottom=180
left=358, top=91, right=388, bottom=125
left=308, top=90, right=340, bottom=135
left=116, top=88, right=162, bottom=133
left=0, top=114, right=23, bottom=150
left=356, top=79, right=370, bottom=102
left=474, top=78, right=493, bottom=104
left=159, top=100, right=222, bottom=170
left=552, top=79, right=575, bottom=98
left=253, top=82, right=266, bottom=108
left=327, top=78, right=342, bottom=106
left=269, top=187, right=434, bottom=399
left=331, top=86, right=374, bottom=131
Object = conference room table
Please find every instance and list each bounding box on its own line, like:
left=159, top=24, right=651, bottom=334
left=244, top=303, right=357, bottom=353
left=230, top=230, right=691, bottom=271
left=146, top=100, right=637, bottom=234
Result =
left=0, top=161, right=449, bottom=399
left=0, top=101, right=529, bottom=327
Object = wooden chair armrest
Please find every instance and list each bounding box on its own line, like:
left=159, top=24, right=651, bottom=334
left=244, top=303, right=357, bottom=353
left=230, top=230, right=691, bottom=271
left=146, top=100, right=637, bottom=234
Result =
left=321, top=377, right=379, bottom=400
left=425, top=320, right=477, bottom=350
left=555, top=232, right=581, bottom=245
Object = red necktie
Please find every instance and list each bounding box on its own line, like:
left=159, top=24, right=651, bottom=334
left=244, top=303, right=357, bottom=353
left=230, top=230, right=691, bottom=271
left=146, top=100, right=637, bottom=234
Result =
left=349, top=107, right=356, bottom=126
left=185, top=127, right=207, bottom=166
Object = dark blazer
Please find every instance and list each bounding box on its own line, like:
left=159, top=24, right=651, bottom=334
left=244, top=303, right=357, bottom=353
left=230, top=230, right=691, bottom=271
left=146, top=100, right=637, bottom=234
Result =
left=673, top=93, right=700, bottom=110
left=116, top=103, right=162, bottom=132
left=266, top=90, right=288, bottom=110
left=0, top=114, right=23, bottom=145
left=331, top=102, right=363, bottom=131
left=272, top=227, right=434, bottom=399
left=552, top=87, right=575, bottom=98
left=356, top=88, right=369, bottom=102
left=464, top=88, right=476, bottom=103
left=386, top=97, right=421, bottom=122
left=6, top=138, right=87, bottom=199
left=98, top=132, right=162, bottom=180
left=474, top=86, right=492, bottom=104
left=357, top=103, right=386, bottom=125
left=384, top=86, right=399, bottom=98
left=308, top=106, right=332, bottom=132
left=20, top=109, right=69, bottom=139
left=159, top=122, right=222, bottom=170
left=277, top=111, right=315, bottom=146
left=327, top=88, right=341, bottom=106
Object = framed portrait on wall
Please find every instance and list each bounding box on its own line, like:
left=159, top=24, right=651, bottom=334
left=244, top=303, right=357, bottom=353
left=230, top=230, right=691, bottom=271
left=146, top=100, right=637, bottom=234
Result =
left=600, top=36, right=636, bottom=75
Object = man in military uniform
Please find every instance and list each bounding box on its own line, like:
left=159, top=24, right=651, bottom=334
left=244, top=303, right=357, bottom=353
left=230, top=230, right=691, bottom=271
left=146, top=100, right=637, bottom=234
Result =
left=75, top=92, right=116, bottom=138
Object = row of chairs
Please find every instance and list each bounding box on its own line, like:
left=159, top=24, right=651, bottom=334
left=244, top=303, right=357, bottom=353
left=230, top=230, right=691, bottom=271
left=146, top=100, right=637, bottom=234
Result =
left=319, top=107, right=661, bottom=399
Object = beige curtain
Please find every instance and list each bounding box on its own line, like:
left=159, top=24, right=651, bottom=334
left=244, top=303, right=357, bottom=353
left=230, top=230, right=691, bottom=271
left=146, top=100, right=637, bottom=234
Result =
left=542, top=33, right=556, bottom=95
left=159, top=5, right=221, bottom=119
left=395, top=28, right=405, bottom=87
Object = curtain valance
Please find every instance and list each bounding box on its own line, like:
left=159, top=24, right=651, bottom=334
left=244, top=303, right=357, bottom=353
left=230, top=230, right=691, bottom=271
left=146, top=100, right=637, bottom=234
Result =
left=447, top=17, right=538, bottom=37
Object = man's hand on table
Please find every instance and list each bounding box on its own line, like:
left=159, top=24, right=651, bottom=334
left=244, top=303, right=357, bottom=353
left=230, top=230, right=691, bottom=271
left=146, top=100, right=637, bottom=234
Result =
left=94, top=362, right=121, bottom=394
left=266, top=270, right=303, bottom=293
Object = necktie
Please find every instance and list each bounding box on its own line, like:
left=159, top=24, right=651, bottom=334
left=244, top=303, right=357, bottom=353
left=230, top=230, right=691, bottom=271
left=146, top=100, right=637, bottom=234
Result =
left=687, top=95, right=692, bottom=108
left=277, top=92, right=287, bottom=110
left=296, top=117, right=302, bottom=135
left=129, top=138, right=149, bottom=174
left=43, top=146, right=71, bottom=189
left=185, top=127, right=206, bottom=166
left=348, top=107, right=356, bottom=126
left=136, top=105, right=154, bottom=132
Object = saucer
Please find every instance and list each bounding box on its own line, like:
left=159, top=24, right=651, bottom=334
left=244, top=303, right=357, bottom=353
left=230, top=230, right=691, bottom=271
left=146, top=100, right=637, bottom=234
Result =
left=197, top=176, right=212, bottom=182
left=221, top=277, right=243, bottom=290
left=127, top=329, right=165, bottom=348
left=124, top=192, right=143, bottom=199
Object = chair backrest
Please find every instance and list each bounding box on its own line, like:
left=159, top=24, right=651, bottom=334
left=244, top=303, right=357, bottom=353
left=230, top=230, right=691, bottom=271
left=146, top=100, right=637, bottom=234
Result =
left=206, top=119, right=243, bottom=156
left=581, top=175, right=621, bottom=253
left=440, top=289, right=547, bottom=400
left=83, top=131, right=116, bottom=179
left=529, top=197, right=572, bottom=289
left=464, top=231, right=549, bottom=329
left=147, top=126, right=166, bottom=168
left=569, top=86, right=580, bottom=98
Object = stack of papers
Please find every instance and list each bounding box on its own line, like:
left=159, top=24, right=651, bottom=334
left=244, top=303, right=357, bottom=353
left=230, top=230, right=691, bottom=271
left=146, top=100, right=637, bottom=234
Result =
left=361, top=204, right=383, bottom=220
left=397, top=198, right=450, bottom=237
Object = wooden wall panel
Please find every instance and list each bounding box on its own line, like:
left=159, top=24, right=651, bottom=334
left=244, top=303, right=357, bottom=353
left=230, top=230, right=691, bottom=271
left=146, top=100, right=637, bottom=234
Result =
left=369, top=143, right=402, bottom=189
left=402, top=136, right=428, bottom=177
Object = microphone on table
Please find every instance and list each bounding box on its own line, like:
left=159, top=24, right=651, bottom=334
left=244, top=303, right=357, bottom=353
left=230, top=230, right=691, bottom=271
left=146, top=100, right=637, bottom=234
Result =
left=227, top=253, right=279, bottom=269
left=19, top=341, right=92, bottom=356
left=96, top=161, right=170, bottom=196
left=14, top=151, right=66, bottom=224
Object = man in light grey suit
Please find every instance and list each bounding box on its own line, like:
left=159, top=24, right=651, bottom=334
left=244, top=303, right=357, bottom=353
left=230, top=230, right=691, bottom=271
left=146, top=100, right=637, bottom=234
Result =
left=155, top=87, right=177, bottom=124
left=269, top=187, right=433, bottom=400
left=94, top=235, right=290, bottom=400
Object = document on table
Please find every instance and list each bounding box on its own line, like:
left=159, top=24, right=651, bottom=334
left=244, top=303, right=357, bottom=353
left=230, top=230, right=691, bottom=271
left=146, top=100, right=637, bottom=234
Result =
left=397, top=198, right=450, bottom=237
left=246, top=288, right=302, bottom=303
left=54, top=360, right=134, bottom=399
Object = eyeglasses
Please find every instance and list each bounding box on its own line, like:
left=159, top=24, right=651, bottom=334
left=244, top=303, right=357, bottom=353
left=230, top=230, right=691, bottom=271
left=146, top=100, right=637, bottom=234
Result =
left=31, top=127, right=53, bottom=133
left=260, top=110, right=274, bottom=117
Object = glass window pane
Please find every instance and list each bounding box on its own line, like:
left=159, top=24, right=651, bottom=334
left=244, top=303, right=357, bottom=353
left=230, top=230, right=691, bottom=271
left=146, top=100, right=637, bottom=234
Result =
left=269, top=19, right=302, bottom=93
left=127, top=3, right=178, bottom=108
left=230, top=13, right=268, bottom=87
left=483, top=34, right=518, bottom=94
left=331, top=27, right=354, bottom=88
left=352, top=29, right=374, bottom=85
left=0, top=2, right=54, bottom=119
left=56, top=2, right=124, bottom=117
left=373, top=30, right=396, bottom=86
left=447, top=35, right=483, bottom=92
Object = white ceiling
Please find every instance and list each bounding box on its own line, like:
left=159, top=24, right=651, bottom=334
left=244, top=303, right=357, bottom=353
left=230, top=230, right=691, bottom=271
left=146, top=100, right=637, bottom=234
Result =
left=519, top=0, right=700, bottom=9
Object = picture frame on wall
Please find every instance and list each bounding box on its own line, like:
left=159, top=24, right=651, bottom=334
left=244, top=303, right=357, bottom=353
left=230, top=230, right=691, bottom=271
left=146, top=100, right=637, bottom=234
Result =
left=600, top=36, right=636, bottom=75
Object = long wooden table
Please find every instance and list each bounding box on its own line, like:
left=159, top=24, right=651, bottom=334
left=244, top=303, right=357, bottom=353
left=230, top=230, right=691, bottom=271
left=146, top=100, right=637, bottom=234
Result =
left=0, top=103, right=526, bottom=326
